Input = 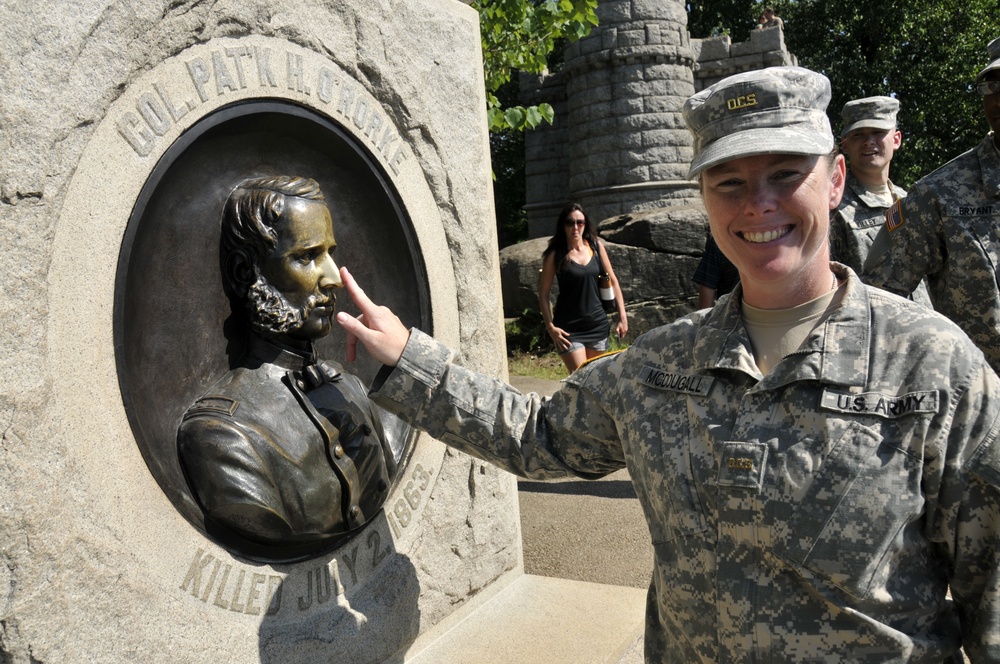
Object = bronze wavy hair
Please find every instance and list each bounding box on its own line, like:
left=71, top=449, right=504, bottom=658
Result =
left=219, top=175, right=326, bottom=300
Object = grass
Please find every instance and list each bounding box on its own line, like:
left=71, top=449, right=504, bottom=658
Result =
left=506, top=329, right=631, bottom=381
left=505, top=308, right=630, bottom=381
left=507, top=350, right=568, bottom=380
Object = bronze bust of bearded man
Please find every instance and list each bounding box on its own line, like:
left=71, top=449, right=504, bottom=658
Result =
left=177, top=175, right=396, bottom=554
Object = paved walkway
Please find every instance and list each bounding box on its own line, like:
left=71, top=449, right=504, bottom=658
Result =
left=403, top=374, right=650, bottom=663
left=510, top=376, right=654, bottom=590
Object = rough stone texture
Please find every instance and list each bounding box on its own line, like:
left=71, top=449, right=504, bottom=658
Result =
left=501, top=206, right=708, bottom=337
left=693, top=34, right=731, bottom=61
left=532, top=0, right=702, bottom=227
left=0, top=1, right=518, bottom=662
left=520, top=7, right=795, bottom=235
left=694, top=26, right=796, bottom=91
left=500, top=238, right=551, bottom=318
left=599, top=205, right=708, bottom=253
left=521, top=71, right=571, bottom=239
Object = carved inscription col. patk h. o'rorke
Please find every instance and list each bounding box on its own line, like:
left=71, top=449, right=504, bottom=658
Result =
left=116, top=45, right=407, bottom=175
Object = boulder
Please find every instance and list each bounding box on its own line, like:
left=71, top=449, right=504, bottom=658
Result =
left=499, top=237, right=549, bottom=317
left=598, top=204, right=708, bottom=254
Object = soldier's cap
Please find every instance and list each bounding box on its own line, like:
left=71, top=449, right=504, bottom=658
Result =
left=976, top=36, right=1000, bottom=83
left=683, top=66, right=834, bottom=179
left=840, top=96, right=899, bottom=137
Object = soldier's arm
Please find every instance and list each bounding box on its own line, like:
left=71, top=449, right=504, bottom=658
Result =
left=338, top=266, right=625, bottom=478
left=933, top=362, right=1000, bottom=660
left=369, top=328, right=626, bottom=480
left=862, top=188, right=944, bottom=296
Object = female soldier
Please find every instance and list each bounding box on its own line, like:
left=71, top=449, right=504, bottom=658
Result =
left=539, top=203, right=627, bottom=372
left=338, top=67, right=1000, bottom=662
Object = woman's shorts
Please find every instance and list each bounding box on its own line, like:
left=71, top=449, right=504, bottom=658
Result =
left=560, top=337, right=609, bottom=355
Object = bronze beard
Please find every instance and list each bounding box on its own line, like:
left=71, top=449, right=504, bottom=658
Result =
left=245, top=275, right=335, bottom=337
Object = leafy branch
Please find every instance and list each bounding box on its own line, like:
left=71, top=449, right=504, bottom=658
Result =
left=474, top=0, right=598, bottom=131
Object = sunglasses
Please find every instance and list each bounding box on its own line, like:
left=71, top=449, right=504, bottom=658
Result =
left=564, top=219, right=586, bottom=227
left=977, top=79, right=1000, bottom=96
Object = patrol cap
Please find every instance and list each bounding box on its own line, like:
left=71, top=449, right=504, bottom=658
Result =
left=976, top=36, right=1000, bottom=83
left=683, top=66, right=834, bottom=179
left=840, top=96, right=899, bottom=137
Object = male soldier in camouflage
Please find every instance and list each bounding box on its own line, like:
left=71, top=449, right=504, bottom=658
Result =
left=339, top=67, right=1000, bottom=661
left=832, top=97, right=931, bottom=306
left=864, top=37, right=1000, bottom=372
left=830, top=96, right=906, bottom=272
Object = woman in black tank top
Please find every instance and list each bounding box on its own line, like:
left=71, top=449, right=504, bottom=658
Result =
left=539, top=203, right=627, bottom=372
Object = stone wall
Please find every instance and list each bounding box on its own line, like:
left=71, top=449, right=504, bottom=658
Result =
left=692, top=26, right=796, bottom=92
left=521, top=72, right=572, bottom=239
left=521, top=0, right=700, bottom=237
left=521, top=19, right=795, bottom=237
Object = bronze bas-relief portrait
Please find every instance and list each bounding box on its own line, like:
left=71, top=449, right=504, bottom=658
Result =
left=177, top=176, right=396, bottom=548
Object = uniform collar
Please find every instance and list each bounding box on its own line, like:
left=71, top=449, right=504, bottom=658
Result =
left=692, top=292, right=760, bottom=378
left=244, top=334, right=343, bottom=389
left=244, top=333, right=317, bottom=370
left=693, top=264, right=871, bottom=388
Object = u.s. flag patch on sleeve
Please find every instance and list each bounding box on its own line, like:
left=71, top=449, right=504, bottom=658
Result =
left=886, top=199, right=905, bottom=232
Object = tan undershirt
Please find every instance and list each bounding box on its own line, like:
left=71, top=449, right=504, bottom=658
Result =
left=863, top=181, right=894, bottom=208
left=741, top=282, right=844, bottom=374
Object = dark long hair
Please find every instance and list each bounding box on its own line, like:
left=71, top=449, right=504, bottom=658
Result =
left=542, top=203, right=599, bottom=272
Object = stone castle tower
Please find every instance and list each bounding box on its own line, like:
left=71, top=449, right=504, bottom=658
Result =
left=521, top=0, right=795, bottom=237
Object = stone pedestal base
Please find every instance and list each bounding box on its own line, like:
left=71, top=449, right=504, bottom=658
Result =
left=405, top=574, right=646, bottom=664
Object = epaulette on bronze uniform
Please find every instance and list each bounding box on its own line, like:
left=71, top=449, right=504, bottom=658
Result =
left=578, top=348, right=626, bottom=369
left=184, top=396, right=240, bottom=419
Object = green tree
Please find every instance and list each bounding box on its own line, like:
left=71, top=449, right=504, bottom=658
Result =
left=474, top=0, right=598, bottom=132
left=686, top=0, right=758, bottom=41
left=784, top=0, right=998, bottom=186
left=490, top=78, right=528, bottom=248
left=475, top=0, right=598, bottom=246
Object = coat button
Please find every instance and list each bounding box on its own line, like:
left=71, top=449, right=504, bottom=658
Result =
left=333, top=445, right=344, bottom=458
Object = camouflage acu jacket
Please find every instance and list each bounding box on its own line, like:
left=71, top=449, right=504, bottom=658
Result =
left=864, top=133, right=1000, bottom=373
left=830, top=172, right=905, bottom=274
left=371, top=267, right=1000, bottom=663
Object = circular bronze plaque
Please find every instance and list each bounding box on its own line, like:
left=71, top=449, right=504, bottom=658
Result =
left=115, top=101, right=427, bottom=561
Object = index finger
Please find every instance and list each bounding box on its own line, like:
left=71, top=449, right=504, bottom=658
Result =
left=340, top=267, right=376, bottom=314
